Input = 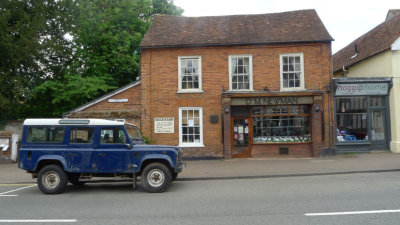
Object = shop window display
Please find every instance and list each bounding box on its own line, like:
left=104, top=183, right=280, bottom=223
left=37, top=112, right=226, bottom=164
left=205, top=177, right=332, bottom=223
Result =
left=252, top=105, right=311, bottom=143
left=336, top=97, right=368, bottom=141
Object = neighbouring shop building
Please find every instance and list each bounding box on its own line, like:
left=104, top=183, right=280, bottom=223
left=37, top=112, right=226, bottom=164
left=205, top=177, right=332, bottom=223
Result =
left=333, top=9, right=400, bottom=153
left=66, top=10, right=334, bottom=158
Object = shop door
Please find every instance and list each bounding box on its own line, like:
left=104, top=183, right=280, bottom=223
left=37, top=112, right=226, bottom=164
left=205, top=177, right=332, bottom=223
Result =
left=231, top=118, right=251, bottom=158
left=370, top=109, right=388, bottom=150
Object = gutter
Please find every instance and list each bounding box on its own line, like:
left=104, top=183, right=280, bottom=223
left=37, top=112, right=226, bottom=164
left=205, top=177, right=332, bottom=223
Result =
left=139, top=40, right=334, bottom=50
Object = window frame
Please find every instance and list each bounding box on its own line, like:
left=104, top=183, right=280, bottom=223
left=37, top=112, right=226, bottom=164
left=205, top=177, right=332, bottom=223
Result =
left=100, top=127, right=128, bottom=145
left=228, top=54, right=253, bottom=91
left=280, top=53, right=305, bottom=91
left=178, top=107, right=204, bottom=147
left=26, top=126, right=65, bottom=144
left=177, top=56, right=203, bottom=93
left=69, top=127, right=94, bottom=144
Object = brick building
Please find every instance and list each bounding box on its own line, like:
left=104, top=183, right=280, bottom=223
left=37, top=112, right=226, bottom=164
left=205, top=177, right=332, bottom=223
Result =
left=67, top=9, right=334, bottom=159
left=139, top=10, right=334, bottom=158
left=64, top=81, right=142, bottom=127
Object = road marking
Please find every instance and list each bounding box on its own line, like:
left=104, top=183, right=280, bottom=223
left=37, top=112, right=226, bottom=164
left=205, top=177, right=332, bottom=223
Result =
left=0, top=184, right=36, bottom=187
left=305, top=209, right=400, bottom=216
left=0, top=195, right=18, bottom=197
left=0, top=184, right=37, bottom=195
left=311, top=160, right=335, bottom=163
left=0, top=219, right=77, bottom=223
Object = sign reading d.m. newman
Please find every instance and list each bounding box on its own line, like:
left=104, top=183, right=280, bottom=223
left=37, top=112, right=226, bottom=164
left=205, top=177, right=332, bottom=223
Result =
left=231, top=96, right=314, bottom=105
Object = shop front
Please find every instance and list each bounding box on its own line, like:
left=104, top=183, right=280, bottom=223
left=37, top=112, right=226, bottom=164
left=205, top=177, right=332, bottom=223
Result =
left=333, top=78, right=392, bottom=153
left=222, top=92, right=325, bottom=158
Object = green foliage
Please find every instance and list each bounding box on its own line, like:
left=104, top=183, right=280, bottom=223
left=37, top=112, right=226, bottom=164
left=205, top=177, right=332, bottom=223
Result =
left=151, top=0, right=184, bottom=16
left=0, top=0, right=75, bottom=120
left=0, top=0, right=183, bottom=122
left=142, top=135, right=155, bottom=144
left=71, top=0, right=147, bottom=87
left=0, top=0, right=46, bottom=121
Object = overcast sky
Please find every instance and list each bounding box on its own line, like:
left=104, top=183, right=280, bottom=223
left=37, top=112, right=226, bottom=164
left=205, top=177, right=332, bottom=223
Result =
left=174, top=0, right=399, bottom=53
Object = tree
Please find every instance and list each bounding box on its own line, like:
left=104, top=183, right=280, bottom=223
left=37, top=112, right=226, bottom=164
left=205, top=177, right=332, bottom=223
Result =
left=151, top=0, right=184, bottom=16
left=0, top=0, right=183, bottom=122
left=28, top=0, right=183, bottom=117
left=0, top=0, right=74, bottom=124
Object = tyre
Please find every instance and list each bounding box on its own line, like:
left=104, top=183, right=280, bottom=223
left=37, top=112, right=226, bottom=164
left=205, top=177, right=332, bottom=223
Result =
left=37, top=165, right=68, bottom=194
left=141, top=163, right=172, bottom=193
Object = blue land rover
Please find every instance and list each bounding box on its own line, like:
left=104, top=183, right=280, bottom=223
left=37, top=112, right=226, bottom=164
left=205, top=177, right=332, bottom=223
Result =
left=18, top=119, right=184, bottom=194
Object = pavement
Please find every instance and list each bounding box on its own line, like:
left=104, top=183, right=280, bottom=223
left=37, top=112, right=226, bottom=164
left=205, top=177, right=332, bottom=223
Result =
left=1, top=152, right=400, bottom=184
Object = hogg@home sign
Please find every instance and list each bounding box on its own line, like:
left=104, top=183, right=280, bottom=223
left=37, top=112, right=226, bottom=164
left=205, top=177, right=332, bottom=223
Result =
left=335, top=83, right=389, bottom=96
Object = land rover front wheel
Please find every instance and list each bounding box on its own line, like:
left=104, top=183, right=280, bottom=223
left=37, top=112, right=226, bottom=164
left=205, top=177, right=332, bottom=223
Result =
left=37, top=165, right=67, bottom=194
left=141, top=163, right=172, bottom=193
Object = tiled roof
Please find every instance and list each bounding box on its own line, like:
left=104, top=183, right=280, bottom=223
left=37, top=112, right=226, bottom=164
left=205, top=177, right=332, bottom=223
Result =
left=140, top=9, right=333, bottom=48
left=333, top=12, right=400, bottom=73
left=386, top=9, right=400, bottom=20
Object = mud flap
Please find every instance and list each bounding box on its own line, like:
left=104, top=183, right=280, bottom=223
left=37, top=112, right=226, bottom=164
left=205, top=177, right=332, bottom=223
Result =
left=132, top=173, right=136, bottom=190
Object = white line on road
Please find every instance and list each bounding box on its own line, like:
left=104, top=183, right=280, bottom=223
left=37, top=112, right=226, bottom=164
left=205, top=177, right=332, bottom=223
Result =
left=0, top=220, right=77, bottom=223
left=305, top=209, right=400, bottom=216
left=0, top=184, right=37, bottom=195
left=0, top=195, right=18, bottom=197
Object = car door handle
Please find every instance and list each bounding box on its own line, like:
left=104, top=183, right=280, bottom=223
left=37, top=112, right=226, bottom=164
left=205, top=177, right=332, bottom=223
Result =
left=98, top=153, right=106, bottom=157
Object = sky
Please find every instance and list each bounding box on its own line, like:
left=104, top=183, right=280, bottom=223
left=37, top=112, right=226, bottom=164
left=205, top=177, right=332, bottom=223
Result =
left=174, top=0, right=399, bottom=53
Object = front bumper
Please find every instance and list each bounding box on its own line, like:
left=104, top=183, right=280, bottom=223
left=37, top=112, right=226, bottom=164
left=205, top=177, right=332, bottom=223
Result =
left=174, top=161, right=186, bottom=173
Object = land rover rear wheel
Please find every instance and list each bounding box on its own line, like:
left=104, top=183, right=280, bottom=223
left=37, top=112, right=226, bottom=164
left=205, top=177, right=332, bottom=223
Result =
left=141, top=163, right=172, bottom=193
left=37, top=165, right=67, bottom=194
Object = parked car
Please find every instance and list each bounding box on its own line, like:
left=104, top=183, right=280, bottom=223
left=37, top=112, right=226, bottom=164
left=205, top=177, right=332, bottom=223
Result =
left=18, top=118, right=184, bottom=194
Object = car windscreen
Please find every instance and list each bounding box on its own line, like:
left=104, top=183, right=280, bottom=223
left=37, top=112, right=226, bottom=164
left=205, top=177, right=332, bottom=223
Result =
left=124, top=124, right=142, bottom=140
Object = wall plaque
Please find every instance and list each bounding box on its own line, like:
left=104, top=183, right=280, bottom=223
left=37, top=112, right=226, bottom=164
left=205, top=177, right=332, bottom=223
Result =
left=154, top=117, right=174, bottom=133
left=108, top=99, right=128, bottom=103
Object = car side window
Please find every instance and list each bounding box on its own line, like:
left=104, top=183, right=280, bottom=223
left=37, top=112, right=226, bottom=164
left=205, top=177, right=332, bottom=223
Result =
left=27, top=126, right=65, bottom=143
left=101, top=128, right=126, bottom=144
left=70, top=127, right=94, bottom=144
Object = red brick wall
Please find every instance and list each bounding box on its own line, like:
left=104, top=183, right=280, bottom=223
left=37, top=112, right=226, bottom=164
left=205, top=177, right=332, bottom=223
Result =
left=252, top=144, right=313, bottom=158
left=84, top=84, right=141, bottom=112
left=141, top=43, right=333, bottom=157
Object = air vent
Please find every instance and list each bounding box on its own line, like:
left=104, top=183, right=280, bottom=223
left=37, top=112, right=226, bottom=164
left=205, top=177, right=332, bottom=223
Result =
left=279, top=147, right=289, bottom=155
